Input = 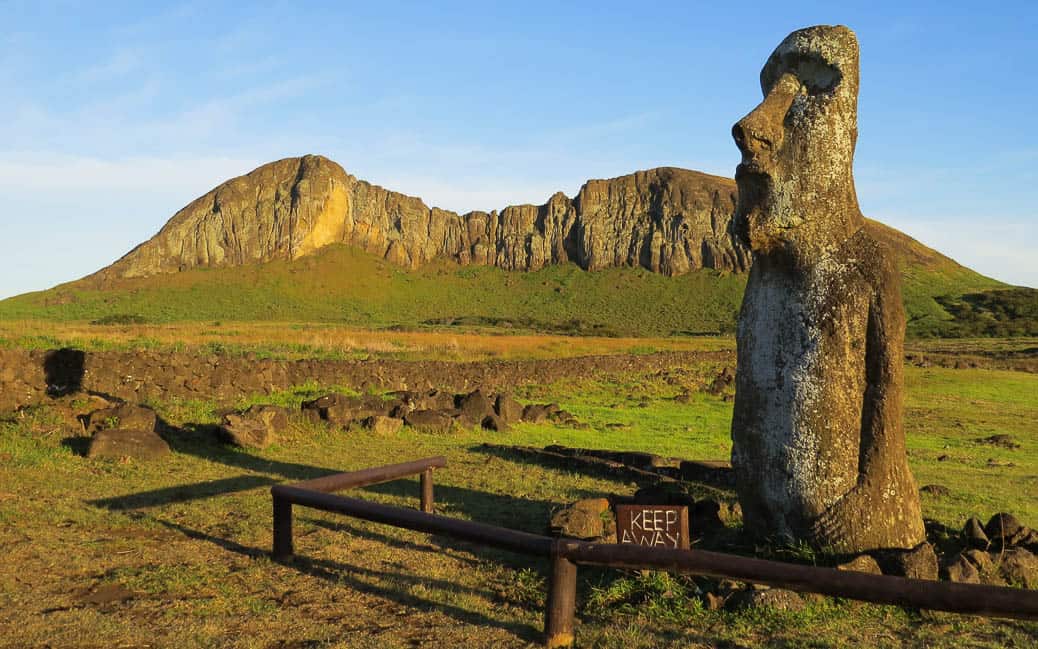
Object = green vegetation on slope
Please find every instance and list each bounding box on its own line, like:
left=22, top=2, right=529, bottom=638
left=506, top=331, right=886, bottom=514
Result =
left=0, top=239, right=1018, bottom=338
left=0, top=246, right=747, bottom=337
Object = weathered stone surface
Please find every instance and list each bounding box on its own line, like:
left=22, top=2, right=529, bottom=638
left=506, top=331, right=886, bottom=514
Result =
left=301, top=393, right=388, bottom=425
left=873, top=543, right=938, bottom=580
left=221, top=405, right=287, bottom=449
left=480, top=414, right=509, bottom=432
left=522, top=404, right=552, bottom=423
left=88, top=428, right=170, bottom=460
left=730, top=25, right=925, bottom=553
left=985, top=513, right=1025, bottom=545
left=494, top=393, right=524, bottom=423
left=961, top=549, right=1003, bottom=585
left=403, top=410, right=455, bottom=434
left=962, top=516, right=990, bottom=549
left=85, top=404, right=157, bottom=435
left=91, top=155, right=749, bottom=282
left=549, top=498, right=614, bottom=541
left=944, top=553, right=981, bottom=584
left=456, top=389, right=493, bottom=425
left=837, top=554, right=883, bottom=575
left=728, top=588, right=805, bottom=612
left=997, top=547, right=1038, bottom=588
left=363, top=415, right=402, bottom=435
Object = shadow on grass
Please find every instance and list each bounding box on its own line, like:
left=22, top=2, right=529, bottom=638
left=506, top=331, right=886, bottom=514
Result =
left=149, top=516, right=543, bottom=642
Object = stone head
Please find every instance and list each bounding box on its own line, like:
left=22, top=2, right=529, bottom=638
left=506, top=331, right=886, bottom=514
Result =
left=732, top=25, right=865, bottom=264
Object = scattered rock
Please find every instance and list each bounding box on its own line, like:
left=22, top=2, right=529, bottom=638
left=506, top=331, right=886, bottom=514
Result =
left=522, top=404, right=551, bottom=423
left=706, top=367, right=735, bottom=396
left=403, top=410, right=455, bottom=434
left=976, top=434, right=1020, bottom=449
left=985, top=513, right=1024, bottom=545
left=494, top=393, right=524, bottom=423
left=480, top=414, right=509, bottom=432
left=872, top=543, right=938, bottom=580
left=456, top=389, right=494, bottom=425
left=920, top=484, right=951, bottom=497
left=837, top=554, right=883, bottom=575
left=962, top=549, right=1003, bottom=585
left=943, top=553, right=980, bottom=584
left=727, top=588, right=805, bottom=612
left=364, top=415, right=402, bottom=435
left=301, top=393, right=388, bottom=426
left=85, top=404, right=157, bottom=435
left=221, top=405, right=288, bottom=449
left=997, top=547, right=1038, bottom=588
left=703, top=591, right=726, bottom=610
left=88, top=428, right=170, bottom=461
left=549, top=498, right=613, bottom=541
left=961, top=517, right=990, bottom=549
left=986, top=458, right=1015, bottom=468
left=674, top=391, right=692, bottom=404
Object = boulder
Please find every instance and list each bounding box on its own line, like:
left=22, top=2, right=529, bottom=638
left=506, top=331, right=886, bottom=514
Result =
left=549, top=498, right=613, bottom=541
left=85, top=404, right=157, bottom=435
left=88, top=428, right=170, bottom=460
left=494, top=393, right=524, bottom=423
left=364, top=415, right=402, bottom=435
left=872, top=543, right=938, bottom=580
left=985, top=513, right=1025, bottom=545
left=997, top=548, right=1038, bottom=588
left=522, top=404, right=551, bottom=423
left=481, top=414, right=509, bottom=432
left=300, top=393, right=391, bottom=426
left=220, top=404, right=288, bottom=449
left=943, top=553, right=980, bottom=584
left=727, top=588, right=805, bottom=612
left=403, top=410, right=455, bottom=434
left=837, top=554, right=883, bottom=575
left=457, top=389, right=494, bottom=425
left=962, top=516, right=990, bottom=549
left=919, top=484, right=951, bottom=497
left=414, top=389, right=457, bottom=412
left=962, top=549, right=1003, bottom=586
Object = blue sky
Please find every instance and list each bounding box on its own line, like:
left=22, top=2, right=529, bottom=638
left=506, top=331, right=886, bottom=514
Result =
left=1, top=1, right=1035, bottom=299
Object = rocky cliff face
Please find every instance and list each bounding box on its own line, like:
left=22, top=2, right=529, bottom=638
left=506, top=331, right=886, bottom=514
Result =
left=94, top=155, right=750, bottom=280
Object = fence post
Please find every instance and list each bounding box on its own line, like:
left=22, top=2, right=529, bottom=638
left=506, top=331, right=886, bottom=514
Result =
left=544, top=541, right=577, bottom=648
left=273, top=494, right=293, bottom=559
left=420, top=468, right=434, bottom=513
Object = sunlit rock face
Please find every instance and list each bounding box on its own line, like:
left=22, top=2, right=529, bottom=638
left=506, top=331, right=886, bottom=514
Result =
left=93, top=157, right=748, bottom=281
left=730, top=25, right=926, bottom=553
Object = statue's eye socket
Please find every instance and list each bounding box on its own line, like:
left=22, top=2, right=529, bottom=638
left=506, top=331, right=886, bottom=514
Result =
left=794, top=58, right=841, bottom=95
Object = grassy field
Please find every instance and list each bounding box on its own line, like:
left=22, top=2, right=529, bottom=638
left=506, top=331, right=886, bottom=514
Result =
left=0, top=240, right=1011, bottom=338
left=0, top=319, right=732, bottom=362
left=1, top=348, right=1035, bottom=647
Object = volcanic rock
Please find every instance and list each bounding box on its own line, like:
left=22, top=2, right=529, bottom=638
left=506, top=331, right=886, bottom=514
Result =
left=494, top=393, right=524, bottom=423
left=88, top=428, right=170, bottom=460
left=85, top=404, right=157, bottom=435
left=91, top=157, right=749, bottom=281
left=364, top=415, right=403, bottom=435
left=403, top=410, right=455, bottom=434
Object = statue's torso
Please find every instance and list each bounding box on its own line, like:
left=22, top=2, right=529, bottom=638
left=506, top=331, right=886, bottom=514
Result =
left=732, top=252, right=870, bottom=538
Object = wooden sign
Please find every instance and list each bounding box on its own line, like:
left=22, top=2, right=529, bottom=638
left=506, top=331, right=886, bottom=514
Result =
left=615, top=504, right=690, bottom=549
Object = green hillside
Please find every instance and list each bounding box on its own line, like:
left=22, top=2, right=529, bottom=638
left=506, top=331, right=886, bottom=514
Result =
left=0, top=237, right=1019, bottom=338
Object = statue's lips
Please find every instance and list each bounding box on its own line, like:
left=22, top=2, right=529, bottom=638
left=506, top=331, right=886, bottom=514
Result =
left=735, top=162, right=766, bottom=179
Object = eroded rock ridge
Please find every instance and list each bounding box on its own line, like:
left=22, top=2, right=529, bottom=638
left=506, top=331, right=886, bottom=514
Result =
left=94, top=156, right=749, bottom=280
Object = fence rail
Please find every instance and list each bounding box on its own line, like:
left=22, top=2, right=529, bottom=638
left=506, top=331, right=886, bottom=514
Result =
left=270, top=457, right=1038, bottom=648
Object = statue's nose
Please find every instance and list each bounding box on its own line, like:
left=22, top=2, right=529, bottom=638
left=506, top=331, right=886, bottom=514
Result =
left=732, top=75, right=799, bottom=158
left=732, top=111, right=776, bottom=157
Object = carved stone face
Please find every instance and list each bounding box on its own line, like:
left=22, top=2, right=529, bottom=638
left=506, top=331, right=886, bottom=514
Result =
left=732, top=25, right=863, bottom=263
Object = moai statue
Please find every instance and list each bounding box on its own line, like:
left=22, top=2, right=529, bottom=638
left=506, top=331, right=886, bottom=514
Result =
left=729, top=25, right=926, bottom=553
